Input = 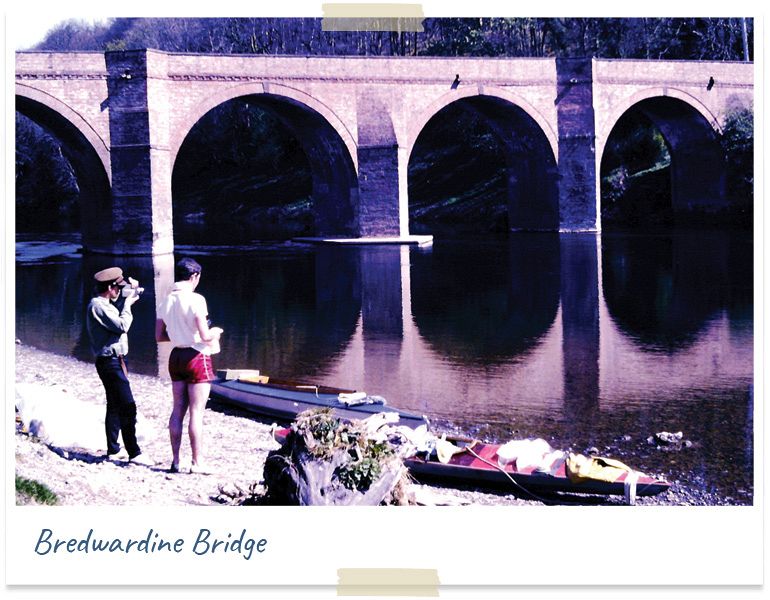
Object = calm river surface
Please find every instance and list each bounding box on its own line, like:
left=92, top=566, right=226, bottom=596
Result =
left=15, top=231, right=754, bottom=503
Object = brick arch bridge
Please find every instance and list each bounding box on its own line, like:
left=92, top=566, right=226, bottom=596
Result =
left=15, top=50, right=753, bottom=255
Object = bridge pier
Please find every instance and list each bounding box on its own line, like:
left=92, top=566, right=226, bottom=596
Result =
left=355, top=91, right=408, bottom=237
left=555, top=58, right=599, bottom=232
left=357, top=144, right=406, bottom=237
left=103, top=50, right=173, bottom=255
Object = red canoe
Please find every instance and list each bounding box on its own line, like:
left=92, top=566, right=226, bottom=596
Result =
left=404, top=439, right=670, bottom=498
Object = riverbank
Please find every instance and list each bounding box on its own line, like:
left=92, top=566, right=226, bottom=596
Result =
left=14, top=343, right=724, bottom=507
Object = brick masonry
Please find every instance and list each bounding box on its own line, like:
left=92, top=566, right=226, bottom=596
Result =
left=15, top=50, right=754, bottom=254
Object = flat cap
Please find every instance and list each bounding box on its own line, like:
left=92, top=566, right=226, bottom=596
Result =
left=93, top=267, right=124, bottom=285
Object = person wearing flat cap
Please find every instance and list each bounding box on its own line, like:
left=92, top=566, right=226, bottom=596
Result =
left=86, top=267, right=151, bottom=466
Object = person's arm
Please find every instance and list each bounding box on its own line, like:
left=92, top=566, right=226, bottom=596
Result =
left=193, top=295, right=222, bottom=342
left=91, top=297, right=135, bottom=334
left=155, top=318, right=170, bottom=342
left=194, top=313, right=222, bottom=342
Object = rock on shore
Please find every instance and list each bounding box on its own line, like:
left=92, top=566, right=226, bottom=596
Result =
left=15, top=343, right=694, bottom=507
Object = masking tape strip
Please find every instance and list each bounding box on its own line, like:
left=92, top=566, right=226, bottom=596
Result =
left=337, top=568, right=440, bottom=596
left=322, top=3, right=425, bottom=32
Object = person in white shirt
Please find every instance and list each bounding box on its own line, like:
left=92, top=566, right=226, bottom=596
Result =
left=155, top=257, right=223, bottom=474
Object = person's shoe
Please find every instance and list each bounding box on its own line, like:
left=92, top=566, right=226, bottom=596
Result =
left=189, top=463, right=215, bottom=475
left=107, top=450, right=129, bottom=462
left=168, top=463, right=180, bottom=474
left=129, top=453, right=154, bottom=466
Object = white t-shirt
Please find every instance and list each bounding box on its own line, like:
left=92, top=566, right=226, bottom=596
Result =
left=159, top=281, right=211, bottom=354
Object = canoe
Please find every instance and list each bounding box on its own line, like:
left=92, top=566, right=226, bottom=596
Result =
left=404, top=438, right=670, bottom=498
left=209, top=374, right=429, bottom=429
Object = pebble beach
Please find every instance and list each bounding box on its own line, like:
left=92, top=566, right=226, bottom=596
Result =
left=14, top=343, right=728, bottom=507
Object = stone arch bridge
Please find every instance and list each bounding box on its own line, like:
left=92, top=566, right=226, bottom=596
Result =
left=16, top=50, right=753, bottom=255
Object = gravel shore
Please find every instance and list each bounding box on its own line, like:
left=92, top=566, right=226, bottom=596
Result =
left=15, top=343, right=718, bottom=507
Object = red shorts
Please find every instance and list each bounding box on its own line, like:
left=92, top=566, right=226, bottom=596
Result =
left=168, top=347, right=215, bottom=383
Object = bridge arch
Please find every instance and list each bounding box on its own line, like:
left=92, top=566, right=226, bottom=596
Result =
left=15, top=84, right=111, bottom=180
left=15, top=84, right=113, bottom=252
left=407, top=86, right=559, bottom=232
left=596, top=86, right=721, bottom=164
left=598, top=88, right=726, bottom=220
left=407, top=85, right=558, bottom=160
left=170, top=82, right=360, bottom=237
left=169, top=82, right=357, bottom=168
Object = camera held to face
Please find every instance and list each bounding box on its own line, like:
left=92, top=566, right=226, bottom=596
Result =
left=121, top=279, right=145, bottom=298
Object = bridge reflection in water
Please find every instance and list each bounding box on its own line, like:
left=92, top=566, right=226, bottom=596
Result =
left=15, top=232, right=753, bottom=499
left=17, top=233, right=751, bottom=424
left=306, top=234, right=751, bottom=437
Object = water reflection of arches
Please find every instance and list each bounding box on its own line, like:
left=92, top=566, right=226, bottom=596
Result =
left=198, top=247, right=361, bottom=379
left=171, top=87, right=359, bottom=238
left=410, top=235, right=560, bottom=365
left=599, top=93, right=726, bottom=222
left=13, top=253, right=163, bottom=375
left=15, top=87, right=112, bottom=252
left=408, top=92, right=559, bottom=233
left=601, top=232, right=748, bottom=351
left=14, top=248, right=362, bottom=381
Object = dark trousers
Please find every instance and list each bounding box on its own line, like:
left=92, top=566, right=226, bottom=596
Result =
left=95, top=356, right=141, bottom=458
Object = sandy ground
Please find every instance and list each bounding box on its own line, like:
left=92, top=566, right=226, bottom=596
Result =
left=14, top=343, right=703, bottom=507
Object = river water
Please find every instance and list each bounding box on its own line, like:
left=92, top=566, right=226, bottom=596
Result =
left=15, top=230, right=754, bottom=503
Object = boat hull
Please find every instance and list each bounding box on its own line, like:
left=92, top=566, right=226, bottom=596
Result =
left=210, top=378, right=428, bottom=429
left=405, top=442, right=670, bottom=497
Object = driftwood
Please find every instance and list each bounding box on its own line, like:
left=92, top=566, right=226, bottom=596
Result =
left=263, top=409, right=412, bottom=506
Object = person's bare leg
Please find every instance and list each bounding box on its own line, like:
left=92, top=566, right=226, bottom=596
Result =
left=188, top=382, right=211, bottom=468
left=168, top=381, right=189, bottom=468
